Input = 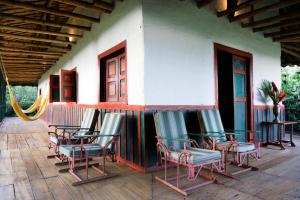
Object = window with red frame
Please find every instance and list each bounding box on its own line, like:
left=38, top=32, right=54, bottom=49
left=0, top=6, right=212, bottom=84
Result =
left=60, top=69, right=77, bottom=102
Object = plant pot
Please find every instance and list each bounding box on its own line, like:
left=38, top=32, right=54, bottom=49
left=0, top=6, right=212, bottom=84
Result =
left=273, top=103, right=280, bottom=122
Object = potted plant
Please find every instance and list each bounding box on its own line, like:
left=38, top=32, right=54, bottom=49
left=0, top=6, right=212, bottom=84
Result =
left=259, top=80, right=286, bottom=122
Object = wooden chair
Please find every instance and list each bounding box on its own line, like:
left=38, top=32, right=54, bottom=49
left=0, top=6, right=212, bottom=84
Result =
left=197, top=109, right=260, bottom=178
left=154, top=111, right=222, bottom=196
left=58, top=112, right=124, bottom=186
left=48, top=108, right=99, bottom=165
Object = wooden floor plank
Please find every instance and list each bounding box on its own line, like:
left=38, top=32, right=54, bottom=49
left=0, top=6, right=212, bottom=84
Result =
left=1, top=117, right=300, bottom=200
left=0, top=184, right=15, bottom=200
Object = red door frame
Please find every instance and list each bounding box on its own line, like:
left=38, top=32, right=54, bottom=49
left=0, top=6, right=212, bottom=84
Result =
left=98, top=40, right=127, bottom=103
left=214, top=43, right=254, bottom=132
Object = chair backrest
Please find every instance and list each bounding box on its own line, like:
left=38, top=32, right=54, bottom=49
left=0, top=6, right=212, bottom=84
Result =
left=154, top=111, right=189, bottom=150
left=78, top=109, right=100, bottom=136
left=98, top=113, right=124, bottom=147
left=197, top=109, right=227, bottom=143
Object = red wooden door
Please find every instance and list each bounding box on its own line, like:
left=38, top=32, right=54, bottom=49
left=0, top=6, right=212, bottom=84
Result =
left=61, top=69, right=77, bottom=102
left=105, top=53, right=127, bottom=102
left=49, top=75, right=60, bottom=102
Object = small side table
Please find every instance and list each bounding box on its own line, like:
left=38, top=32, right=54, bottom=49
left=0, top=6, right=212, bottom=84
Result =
left=261, top=121, right=297, bottom=150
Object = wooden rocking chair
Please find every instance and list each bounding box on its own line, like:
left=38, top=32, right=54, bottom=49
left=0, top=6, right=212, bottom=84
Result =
left=197, top=109, right=260, bottom=178
left=58, top=112, right=124, bottom=186
left=48, top=108, right=100, bottom=165
left=154, top=111, right=223, bottom=196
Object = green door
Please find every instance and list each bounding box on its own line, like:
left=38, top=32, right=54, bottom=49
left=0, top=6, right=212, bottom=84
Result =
left=233, top=56, right=247, bottom=142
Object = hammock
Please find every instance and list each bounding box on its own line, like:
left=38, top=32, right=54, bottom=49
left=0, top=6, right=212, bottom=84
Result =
left=0, top=54, right=49, bottom=121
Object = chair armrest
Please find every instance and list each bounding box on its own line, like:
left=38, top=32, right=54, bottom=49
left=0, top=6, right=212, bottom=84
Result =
left=56, top=127, right=89, bottom=130
left=156, top=136, right=194, bottom=144
left=48, top=131, right=58, bottom=136
left=225, top=129, right=261, bottom=134
left=98, top=134, right=120, bottom=137
left=49, top=124, right=80, bottom=128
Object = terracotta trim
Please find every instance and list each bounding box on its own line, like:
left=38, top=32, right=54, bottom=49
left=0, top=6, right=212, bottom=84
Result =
left=144, top=105, right=216, bottom=111
left=254, top=105, right=285, bottom=110
left=47, top=103, right=217, bottom=111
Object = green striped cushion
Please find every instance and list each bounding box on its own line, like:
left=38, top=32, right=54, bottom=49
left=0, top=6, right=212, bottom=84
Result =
left=169, top=147, right=221, bottom=164
left=154, top=111, right=189, bottom=150
left=59, top=144, right=110, bottom=157
left=198, top=109, right=227, bottom=143
left=98, top=113, right=124, bottom=147
left=78, top=109, right=98, bottom=136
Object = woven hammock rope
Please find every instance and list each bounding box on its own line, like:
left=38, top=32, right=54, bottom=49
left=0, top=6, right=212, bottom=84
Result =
left=0, top=53, right=49, bottom=121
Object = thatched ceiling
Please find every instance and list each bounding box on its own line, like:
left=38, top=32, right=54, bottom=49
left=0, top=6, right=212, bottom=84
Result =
left=0, top=0, right=113, bottom=85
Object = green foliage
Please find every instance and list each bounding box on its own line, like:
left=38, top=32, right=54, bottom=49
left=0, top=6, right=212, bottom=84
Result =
left=282, top=67, right=300, bottom=131
left=6, top=86, right=37, bottom=116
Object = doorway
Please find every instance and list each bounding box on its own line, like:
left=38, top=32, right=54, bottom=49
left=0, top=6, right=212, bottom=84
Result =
left=214, top=43, right=253, bottom=142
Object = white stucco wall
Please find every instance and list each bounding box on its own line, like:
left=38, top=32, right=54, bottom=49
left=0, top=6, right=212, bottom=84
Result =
left=38, top=0, right=144, bottom=105
left=143, top=0, right=281, bottom=106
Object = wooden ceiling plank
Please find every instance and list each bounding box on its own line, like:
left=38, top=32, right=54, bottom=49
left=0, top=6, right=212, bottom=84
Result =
left=274, top=35, right=300, bottom=42
left=265, top=29, right=300, bottom=38
left=53, top=0, right=113, bottom=13
left=196, top=0, right=215, bottom=8
left=253, top=19, right=300, bottom=32
left=230, top=0, right=300, bottom=22
left=0, top=56, right=58, bottom=62
left=94, top=0, right=114, bottom=11
left=0, top=32, right=75, bottom=45
left=281, top=44, right=300, bottom=52
left=242, top=11, right=300, bottom=28
left=217, top=0, right=265, bottom=17
left=0, top=40, right=70, bottom=52
left=0, top=13, right=91, bottom=31
left=0, top=25, right=82, bottom=38
left=0, top=46, right=64, bottom=55
left=282, top=48, right=300, bottom=58
left=0, top=51, right=61, bottom=58
left=0, top=0, right=100, bottom=23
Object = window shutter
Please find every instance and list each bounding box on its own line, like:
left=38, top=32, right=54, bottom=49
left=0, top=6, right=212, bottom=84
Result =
left=49, top=75, right=60, bottom=102
left=118, top=53, right=127, bottom=102
left=61, top=69, right=77, bottom=102
left=106, top=57, right=119, bottom=102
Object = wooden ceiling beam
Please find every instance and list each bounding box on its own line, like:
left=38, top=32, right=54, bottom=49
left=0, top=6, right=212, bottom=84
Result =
left=53, top=0, right=113, bottom=13
left=0, top=25, right=82, bottom=39
left=196, top=0, right=215, bottom=8
left=0, top=32, right=75, bottom=45
left=281, top=44, right=300, bottom=52
left=217, top=0, right=265, bottom=17
left=230, top=0, right=300, bottom=22
left=0, top=13, right=91, bottom=31
left=2, top=60, right=55, bottom=64
left=94, top=0, right=114, bottom=11
left=0, top=51, right=60, bottom=58
left=280, top=40, right=300, bottom=43
left=0, top=56, right=57, bottom=62
left=0, top=0, right=100, bottom=23
left=0, top=40, right=70, bottom=52
left=4, top=63, right=52, bottom=67
left=253, top=19, right=300, bottom=32
left=0, top=46, right=64, bottom=55
left=282, top=48, right=300, bottom=58
left=242, top=11, right=300, bottom=28
left=265, top=29, right=300, bottom=38
left=274, top=35, right=300, bottom=42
